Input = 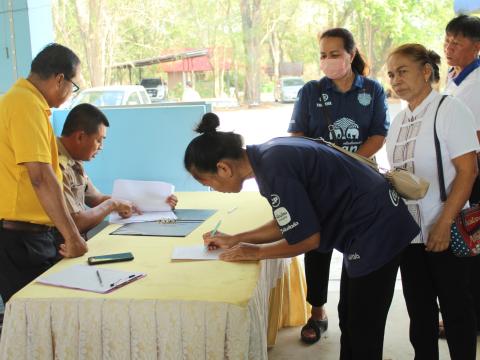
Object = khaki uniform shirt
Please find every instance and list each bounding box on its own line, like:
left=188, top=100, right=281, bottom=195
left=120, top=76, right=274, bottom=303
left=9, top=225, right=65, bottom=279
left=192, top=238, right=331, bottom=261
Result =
left=57, top=138, right=99, bottom=213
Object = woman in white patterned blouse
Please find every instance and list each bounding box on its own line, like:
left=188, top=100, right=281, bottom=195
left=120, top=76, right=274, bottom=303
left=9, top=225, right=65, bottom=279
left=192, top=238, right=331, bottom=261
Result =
left=386, top=43, right=479, bottom=360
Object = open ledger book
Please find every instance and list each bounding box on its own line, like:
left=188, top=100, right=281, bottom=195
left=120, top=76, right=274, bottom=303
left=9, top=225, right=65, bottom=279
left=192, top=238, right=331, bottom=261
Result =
left=109, top=179, right=176, bottom=224
left=110, top=209, right=217, bottom=237
left=36, top=265, right=145, bottom=294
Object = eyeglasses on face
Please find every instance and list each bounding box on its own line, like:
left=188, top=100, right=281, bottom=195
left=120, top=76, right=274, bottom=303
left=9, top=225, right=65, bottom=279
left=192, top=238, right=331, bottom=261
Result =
left=66, top=78, right=80, bottom=93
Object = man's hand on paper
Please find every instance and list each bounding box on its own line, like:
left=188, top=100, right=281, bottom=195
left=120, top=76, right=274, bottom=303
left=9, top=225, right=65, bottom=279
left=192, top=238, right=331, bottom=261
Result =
left=203, top=231, right=239, bottom=250
left=166, top=194, right=178, bottom=209
left=219, top=242, right=260, bottom=261
left=114, top=199, right=142, bottom=218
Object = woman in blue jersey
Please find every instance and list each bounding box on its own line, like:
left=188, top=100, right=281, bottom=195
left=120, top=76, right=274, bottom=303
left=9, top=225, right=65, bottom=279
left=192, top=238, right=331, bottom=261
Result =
left=288, top=28, right=390, bottom=343
left=184, top=112, right=419, bottom=360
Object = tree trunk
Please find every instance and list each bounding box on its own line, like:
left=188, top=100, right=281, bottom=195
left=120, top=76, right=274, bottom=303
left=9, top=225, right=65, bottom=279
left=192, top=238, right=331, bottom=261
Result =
left=269, top=29, right=281, bottom=80
left=74, top=0, right=108, bottom=86
left=240, top=0, right=262, bottom=105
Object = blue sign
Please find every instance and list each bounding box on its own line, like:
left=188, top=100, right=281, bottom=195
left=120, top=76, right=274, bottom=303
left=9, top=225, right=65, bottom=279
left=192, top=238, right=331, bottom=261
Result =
left=455, top=0, right=480, bottom=13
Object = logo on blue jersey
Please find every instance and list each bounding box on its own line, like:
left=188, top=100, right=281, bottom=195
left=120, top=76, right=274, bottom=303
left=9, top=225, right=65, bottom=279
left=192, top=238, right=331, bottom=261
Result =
left=347, top=253, right=361, bottom=261
left=316, top=93, right=332, bottom=107
left=357, top=92, right=372, bottom=106
left=328, top=117, right=360, bottom=142
left=280, top=221, right=299, bottom=234
left=274, top=207, right=292, bottom=226
left=389, top=189, right=400, bottom=207
left=270, top=194, right=281, bottom=208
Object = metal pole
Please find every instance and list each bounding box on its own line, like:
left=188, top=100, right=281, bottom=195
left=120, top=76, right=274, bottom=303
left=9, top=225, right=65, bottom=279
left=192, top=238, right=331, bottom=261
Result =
left=7, top=0, right=18, bottom=79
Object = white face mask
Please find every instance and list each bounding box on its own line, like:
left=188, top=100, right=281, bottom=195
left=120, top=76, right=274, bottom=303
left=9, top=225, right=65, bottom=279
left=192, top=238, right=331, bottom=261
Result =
left=320, top=56, right=351, bottom=80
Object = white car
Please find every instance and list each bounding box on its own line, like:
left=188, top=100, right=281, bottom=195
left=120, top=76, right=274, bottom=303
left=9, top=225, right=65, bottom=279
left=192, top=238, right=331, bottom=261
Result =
left=141, top=78, right=168, bottom=102
left=274, top=77, right=305, bottom=103
left=70, top=85, right=151, bottom=108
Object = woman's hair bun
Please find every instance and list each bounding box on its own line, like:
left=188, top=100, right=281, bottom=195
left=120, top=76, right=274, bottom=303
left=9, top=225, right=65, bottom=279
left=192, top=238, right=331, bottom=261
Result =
left=426, top=49, right=441, bottom=83
left=427, top=50, right=441, bottom=66
left=195, top=112, right=220, bottom=134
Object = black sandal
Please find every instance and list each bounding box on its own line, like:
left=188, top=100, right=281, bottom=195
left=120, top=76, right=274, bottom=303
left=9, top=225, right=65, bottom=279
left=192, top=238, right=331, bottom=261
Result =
left=300, top=317, right=328, bottom=344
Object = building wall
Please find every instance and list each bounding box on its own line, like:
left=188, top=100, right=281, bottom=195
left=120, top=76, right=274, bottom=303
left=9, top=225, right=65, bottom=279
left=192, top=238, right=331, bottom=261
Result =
left=0, top=0, right=54, bottom=94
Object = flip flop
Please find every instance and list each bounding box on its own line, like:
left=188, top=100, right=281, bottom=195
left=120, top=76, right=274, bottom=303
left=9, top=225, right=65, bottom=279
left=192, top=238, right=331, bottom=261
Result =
left=300, top=317, right=328, bottom=344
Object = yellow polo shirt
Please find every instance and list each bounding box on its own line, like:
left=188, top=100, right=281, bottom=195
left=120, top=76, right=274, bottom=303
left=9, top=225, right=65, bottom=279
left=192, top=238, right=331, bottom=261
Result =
left=0, top=78, right=62, bottom=225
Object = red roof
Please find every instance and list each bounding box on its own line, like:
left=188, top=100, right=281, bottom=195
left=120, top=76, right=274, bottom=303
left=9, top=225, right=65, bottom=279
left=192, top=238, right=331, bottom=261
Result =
left=160, top=48, right=232, bottom=73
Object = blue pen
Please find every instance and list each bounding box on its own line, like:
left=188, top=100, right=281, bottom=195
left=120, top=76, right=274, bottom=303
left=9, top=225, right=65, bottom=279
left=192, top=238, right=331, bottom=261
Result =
left=210, top=220, right=222, bottom=237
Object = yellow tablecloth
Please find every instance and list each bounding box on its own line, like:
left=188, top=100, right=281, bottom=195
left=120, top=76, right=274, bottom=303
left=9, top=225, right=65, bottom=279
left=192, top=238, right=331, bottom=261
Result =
left=0, top=192, right=308, bottom=359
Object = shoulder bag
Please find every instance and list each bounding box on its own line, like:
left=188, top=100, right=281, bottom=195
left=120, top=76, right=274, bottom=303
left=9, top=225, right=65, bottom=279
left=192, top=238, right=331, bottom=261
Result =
left=315, top=83, right=429, bottom=200
left=434, top=95, right=480, bottom=257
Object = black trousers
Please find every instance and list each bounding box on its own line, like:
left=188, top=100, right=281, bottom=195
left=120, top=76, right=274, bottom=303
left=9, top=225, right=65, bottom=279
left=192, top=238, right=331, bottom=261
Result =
left=469, top=176, right=480, bottom=332
left=338, top=253, right=400, bottom=360
left=0, top=228, right=60, bottom=303
left=304, top=249, right=332, bottom=307
left=401, top=244, right=476, bottom=360
left=470, top=255, right=480, bottom=331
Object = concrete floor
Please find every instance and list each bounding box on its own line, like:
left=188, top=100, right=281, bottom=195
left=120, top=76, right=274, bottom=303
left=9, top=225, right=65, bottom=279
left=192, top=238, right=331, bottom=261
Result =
left=268, top=286, right=480, bottom=360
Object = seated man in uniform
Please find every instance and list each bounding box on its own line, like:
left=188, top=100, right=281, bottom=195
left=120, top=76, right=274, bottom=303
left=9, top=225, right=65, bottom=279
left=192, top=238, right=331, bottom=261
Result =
left=57, top=103, right=177, bottom=236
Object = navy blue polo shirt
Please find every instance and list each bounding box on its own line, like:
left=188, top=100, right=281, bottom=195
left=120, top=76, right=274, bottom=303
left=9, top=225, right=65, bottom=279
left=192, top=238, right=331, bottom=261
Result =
left=288, top=75, right=389, bottom=152
left=246, top=137, right=419, bottom=277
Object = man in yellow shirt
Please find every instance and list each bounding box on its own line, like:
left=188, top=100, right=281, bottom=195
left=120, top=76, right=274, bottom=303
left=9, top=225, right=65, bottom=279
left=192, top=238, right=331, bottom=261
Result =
left=0, top=43, right=88, bottom=303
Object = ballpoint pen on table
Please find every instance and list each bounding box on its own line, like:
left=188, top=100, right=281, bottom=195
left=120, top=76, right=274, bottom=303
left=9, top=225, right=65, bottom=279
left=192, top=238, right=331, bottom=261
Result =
left=96, top=269, right=103, bottom=287
left=227, top=206, right=238, bottom=214
left=210, top=219, right=222, bottom=237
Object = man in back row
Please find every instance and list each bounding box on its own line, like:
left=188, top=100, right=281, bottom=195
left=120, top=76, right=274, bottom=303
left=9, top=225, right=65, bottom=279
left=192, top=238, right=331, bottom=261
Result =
left=57, top=103, right=177, bottom=236
left=0, top=44, right=88, bottom=303
left=443, top=13, right=480, bottom=337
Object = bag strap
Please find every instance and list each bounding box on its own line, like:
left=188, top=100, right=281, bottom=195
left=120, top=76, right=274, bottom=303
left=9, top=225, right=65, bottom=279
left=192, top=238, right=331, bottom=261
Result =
left=306, top=136, right=379, bottom=172
left=318, top=82, right=338, bottom=145
left=433, top=95, right=449, bottom=202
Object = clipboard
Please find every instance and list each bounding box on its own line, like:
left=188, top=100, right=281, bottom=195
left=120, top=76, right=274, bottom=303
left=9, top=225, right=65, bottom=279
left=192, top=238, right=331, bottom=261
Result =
left=110, top=209, right=217, bottom=237
left=36, top=265, right=145, bottom=294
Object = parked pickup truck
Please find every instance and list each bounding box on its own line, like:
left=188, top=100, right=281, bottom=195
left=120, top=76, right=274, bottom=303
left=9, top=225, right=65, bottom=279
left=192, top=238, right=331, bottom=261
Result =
left=141, top=78, right=168, bottom=102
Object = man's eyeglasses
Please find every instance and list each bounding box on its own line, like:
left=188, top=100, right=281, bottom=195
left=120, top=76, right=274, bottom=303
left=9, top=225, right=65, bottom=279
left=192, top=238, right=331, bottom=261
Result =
left=66, top=78, right=80, bottom=93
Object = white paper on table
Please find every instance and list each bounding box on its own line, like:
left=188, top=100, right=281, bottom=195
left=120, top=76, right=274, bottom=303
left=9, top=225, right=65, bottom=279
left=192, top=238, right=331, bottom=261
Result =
left=109, top=210, right=177, bottom=224
left=111, top=179, right=174, bottom=212
left=109, top=179, right=176, bottom=224
left=171, top=245, right=223, bottom=261
left=36, top=265, right=146, bottom=294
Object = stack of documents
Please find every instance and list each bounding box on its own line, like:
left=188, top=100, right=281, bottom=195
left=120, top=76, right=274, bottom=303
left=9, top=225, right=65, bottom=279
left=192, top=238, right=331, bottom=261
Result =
left=109, top=179, right=176, bottom=224
left=37, top=265, right=145, bottom=294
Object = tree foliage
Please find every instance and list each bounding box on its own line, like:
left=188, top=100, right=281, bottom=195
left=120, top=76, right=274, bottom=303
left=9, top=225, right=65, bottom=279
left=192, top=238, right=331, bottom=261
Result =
left=52, top=0, right=454, bottom=102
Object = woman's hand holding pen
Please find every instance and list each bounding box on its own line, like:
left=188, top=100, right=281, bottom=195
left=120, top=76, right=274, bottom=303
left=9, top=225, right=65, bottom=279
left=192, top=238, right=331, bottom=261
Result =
left=220, top=243, right=260, bottom=261
left=203, top=231, right=239, bottom=250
